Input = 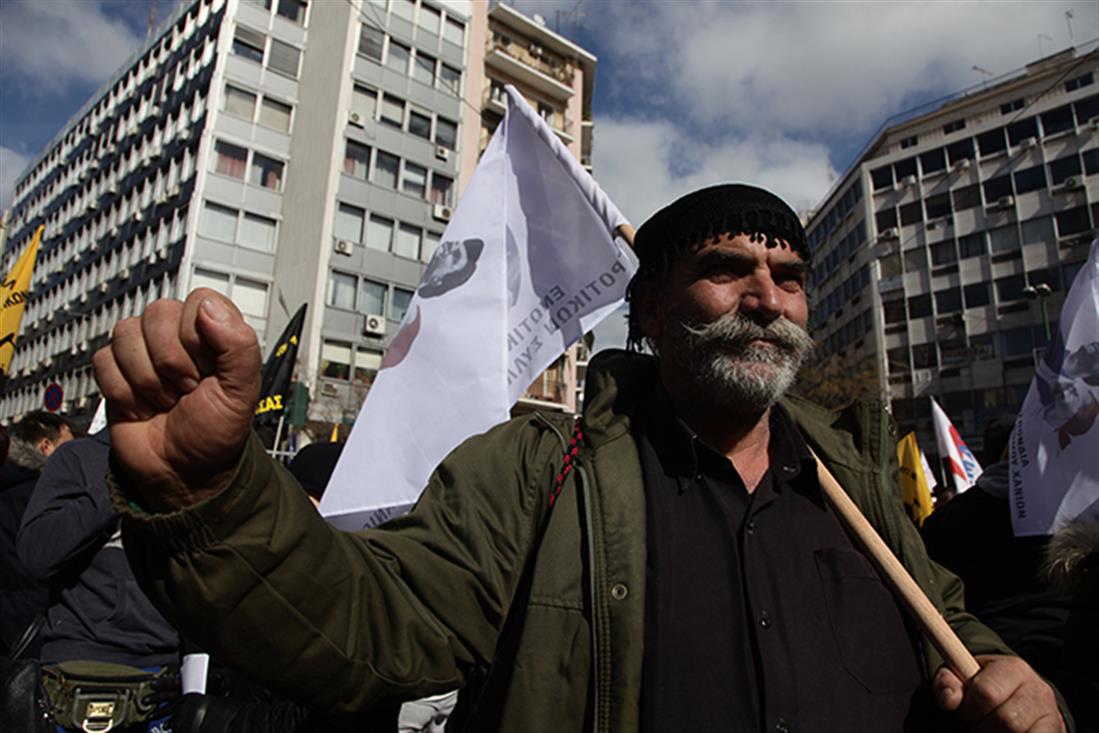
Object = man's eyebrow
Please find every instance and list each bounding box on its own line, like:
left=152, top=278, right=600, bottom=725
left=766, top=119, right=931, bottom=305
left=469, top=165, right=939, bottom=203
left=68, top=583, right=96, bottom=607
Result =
left=776, top=260, right=811, bottom=277
left=693, top=249, right=756, bottom=267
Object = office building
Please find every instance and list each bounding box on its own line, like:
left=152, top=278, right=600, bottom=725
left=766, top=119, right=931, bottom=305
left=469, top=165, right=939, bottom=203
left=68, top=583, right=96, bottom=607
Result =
left=805, top=46, right=1098, bottom=457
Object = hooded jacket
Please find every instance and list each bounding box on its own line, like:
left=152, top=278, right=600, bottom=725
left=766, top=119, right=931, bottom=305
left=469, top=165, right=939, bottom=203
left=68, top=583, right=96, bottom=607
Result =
left=0, top=438, right=49, bottom=652
left=112, top=350, right=1017, bottom=730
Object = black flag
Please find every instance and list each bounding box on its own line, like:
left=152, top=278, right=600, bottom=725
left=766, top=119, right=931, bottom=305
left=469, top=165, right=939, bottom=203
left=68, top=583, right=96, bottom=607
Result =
left=255, top=303, right=306, bottom=427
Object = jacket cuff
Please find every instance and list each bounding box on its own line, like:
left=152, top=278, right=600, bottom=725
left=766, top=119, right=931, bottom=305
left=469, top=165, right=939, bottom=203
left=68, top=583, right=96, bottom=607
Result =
left=108, top=431, right=274, bottom=552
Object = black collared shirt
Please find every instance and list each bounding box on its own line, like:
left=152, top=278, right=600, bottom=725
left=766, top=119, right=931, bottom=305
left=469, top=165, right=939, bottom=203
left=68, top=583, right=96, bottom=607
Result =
left=637, top=394, right=926, bottom=733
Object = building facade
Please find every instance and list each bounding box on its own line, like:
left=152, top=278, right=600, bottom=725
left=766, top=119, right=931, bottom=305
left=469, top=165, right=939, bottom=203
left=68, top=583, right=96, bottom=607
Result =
left=1, top=0, right=601, bottom=433
left=806, top=47, right=1098, bottom=459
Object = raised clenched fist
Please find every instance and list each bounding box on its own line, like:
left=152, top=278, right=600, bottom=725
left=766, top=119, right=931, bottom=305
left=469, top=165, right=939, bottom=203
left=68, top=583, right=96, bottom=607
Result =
left=92, top=289, right=262, bottom=511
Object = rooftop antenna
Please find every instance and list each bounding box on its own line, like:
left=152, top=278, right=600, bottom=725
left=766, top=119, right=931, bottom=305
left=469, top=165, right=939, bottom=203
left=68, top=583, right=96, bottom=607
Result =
left=1038, top=33, right=1053, bottom=57
left=146, top=0, right=158, bottom=42
left=1065, top=10, right=1074, bottom=42
left=972, top=65, right=994, bottom=89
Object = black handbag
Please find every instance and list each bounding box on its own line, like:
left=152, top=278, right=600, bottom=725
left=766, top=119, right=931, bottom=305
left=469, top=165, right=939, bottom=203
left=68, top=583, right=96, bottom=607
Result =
left=0, top=616, right=49, bottom=733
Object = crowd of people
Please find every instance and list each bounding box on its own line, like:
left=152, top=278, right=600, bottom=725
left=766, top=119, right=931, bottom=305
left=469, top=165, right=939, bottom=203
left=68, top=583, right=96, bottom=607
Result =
left=0, top=183, right=1095, bottom=732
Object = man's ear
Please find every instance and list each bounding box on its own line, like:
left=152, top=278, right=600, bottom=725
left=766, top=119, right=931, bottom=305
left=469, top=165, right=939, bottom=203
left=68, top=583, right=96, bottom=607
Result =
left=633, top=279, right=662, bottom=347
left=36, top=437, right=53, bottom=457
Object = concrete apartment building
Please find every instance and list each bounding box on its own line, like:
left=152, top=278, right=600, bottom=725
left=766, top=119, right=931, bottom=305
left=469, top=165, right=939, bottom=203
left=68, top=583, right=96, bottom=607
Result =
left=0, top=0, right=600, bottom=431
left=805, top=46, right=1098, bottom=458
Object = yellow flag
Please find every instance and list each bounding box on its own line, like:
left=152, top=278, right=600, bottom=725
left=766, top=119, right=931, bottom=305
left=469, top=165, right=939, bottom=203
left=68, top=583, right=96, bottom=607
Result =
left=0, top=224, right=44, bottom=376
left=897, top=431, right=934, bottom=526
left=330, top=423, right=340, bottom=442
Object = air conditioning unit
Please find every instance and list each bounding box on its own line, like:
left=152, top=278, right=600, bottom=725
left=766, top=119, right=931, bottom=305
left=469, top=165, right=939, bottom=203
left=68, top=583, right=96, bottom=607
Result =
left=76, top=394, right=88, bottom=406
left=109, top=226, right=120, bottom=238
left=900, top=175, right=917, bottom=187
left=530, top=44, right=544, bottom=57
left=99, top=282, right=109, bottom=293
left=1019, top=137, right=1037, bottom=150
left=133, top=212, right=144, bottom=222
left=87, top=201, right=98, bottom=211
left=879, top=227, right=899, bottom=241
left=363, top=313, right=386, bottom=337
left=155, top=193, right=169, bottom=205
left=149, top=251, right=159, bottom=264
left=80, top=292, right=88, bottom=303
left=927, top=220, right=938, bottom=230
left=169, top=186, right=181, bottom=198
left=435, top=146, right=450, bottom=161
left=120, top=267, right=132, bottom=280
left=1061, top=176, right=1082, bottom=190
left=334, top=239, right=354, bottom=256
left=149, top=105, right=162, bottom=117
left=348, top=111, right=364, bottom=127
left=432, top=204, right=453, bottom=222
left=178, top=129, right=190, bottom=141
left=107, top=184, right=119, bottom=195
left=952, top=158, right=971, bottom=172
left=321, top=382, right=339, bottom=397
left=993, top=195, right=1015, bottom=209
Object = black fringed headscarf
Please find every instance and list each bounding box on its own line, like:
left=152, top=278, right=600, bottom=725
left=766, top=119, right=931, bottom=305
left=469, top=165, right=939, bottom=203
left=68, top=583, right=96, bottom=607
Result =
left=626, top=183, right=809, bottom=350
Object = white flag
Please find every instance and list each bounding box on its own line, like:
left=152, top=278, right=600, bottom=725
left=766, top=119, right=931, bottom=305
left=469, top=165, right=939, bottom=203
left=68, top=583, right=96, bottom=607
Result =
left=919, top=445, right=939, bottom=492
left=1009, top=240, right=1099, bottom=536
left=930, top=396, right=982, bottom=494
left=320, top=86, right=635, bottom=530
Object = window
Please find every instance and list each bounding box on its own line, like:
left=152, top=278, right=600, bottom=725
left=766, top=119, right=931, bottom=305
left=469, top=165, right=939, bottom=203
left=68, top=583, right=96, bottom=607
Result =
left=233, top=26, right=265, bottom=63
left=907, top=293, right=932, bottom=318
left=395, top=223, right=421, bottom=258
left=199, top=202, right=238, bottom=241
left=439, top=64, right=460, bottom=94
left=259, top=97, right=292, bottom=132
left=351, top=84, right=377, bottom=121
left=943, top=119, right=966, bottom=134
left=883, top=298, right=906, bottom=324
left=887, top=346, right=910, bottom=374
left=1000, top=98, right=1024, bottom=114
left=374, top=151, right=399, bottom=189
left=1013, top=165, right=1046, bottom=195
left=418, top=5, right=440, bottom=34
left=213, top=140, right=248, bottom=179
left=387, top=42, right=410, bottom=74
left=381, top=94, right=404, bottom=126
left=1065, top=73, right=1094, bottom=92
left=903, top=247, right=927, bottom=272
left=920, top=148, right=946, bottom=175
left=982, top=174, right=1013, bottom=203
left=1085, top=149, right=1099, bottom=175
left=367, top=214, right=393, bottom=251
left=1007, top=117, right=1039, bottom=147
left=423, top=231, right=440, bottom=262
left=946, top=138, right=974, bottom=165
left=1048, top=154, right=1082, bottom=185
left=275, top=0, right=307, bottom=26
left=444, top=17, right=464, bottom=46
left=344, top=140, right=371, bottom=179
left=430, top=173, right=453, bottom=206
left=239, top=213, right=276, bottom=251
left=995, top=274, right=1025, bottom=302
left=935, top=287, right=962, bottom=313
left=875, top=206, right=897, bottom=230
left=912, top=343, right=937, bottom=369
left=977, top=128, right=1007, bottom=156
left=951, top=184, right=980, bottom=211
left=1041, top=105, right=1075, bottom=136
left=321, top=340, right=351, bottom=379
left=989, top=224, right=1019, bottom=253
left=900, top=136, right=918, bottom=149
left=234, top=278, right=268, bottom=319
left=930, top=239, right=957, bottom=265
left=268, top=39, right=300, bottom=77
left=335, top=203, right=365, bottom=242
left=899, top=201, right=923, bottom=226
left=958, top=232, right=985, bottom=259
left=894, top=157, right=917, bottom=180
left=355, top=350, right=382, bottom=385
left=413, top=52, right=436, bottom=84
left=1056, top=206, right=1091, bottom=236
left=871, top=165, right=893, bottom=191
left=391, top=287, right=413, bottom=321
left=408, top=110, right=432, bottom=139
left=360, top=279, right=385, bottom=315
left=224, top=85, right=256, bottom=118
left=328, top=271, right=357, bottom=310
left=925, top=192, right=951, bottom=220
left=1002, top=327, right=1033, bottom=357
left=435, top=117, right=457, bottom=150
left=1074, top=94, right=1099, bottom=125
left=1021, top=216, right=1054, bottom=246
left=392, top=0, right=414, bottom=20
left=880, top=252, right=902, bottom=279
left=401, top=162, right=427, bottom=198
left=359, top=25, right=384, bottom=61
left=964, top=282, right=990, bottom=308
left=250, top=153, right=284, bottom=190
left=193, top=268, right=230, bottom=295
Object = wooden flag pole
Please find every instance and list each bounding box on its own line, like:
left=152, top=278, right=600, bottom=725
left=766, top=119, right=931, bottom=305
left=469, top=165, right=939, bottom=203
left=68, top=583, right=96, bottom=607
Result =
left=811, top=449, right=980, bottom=680
left=612, top=219, right=979, bottom=680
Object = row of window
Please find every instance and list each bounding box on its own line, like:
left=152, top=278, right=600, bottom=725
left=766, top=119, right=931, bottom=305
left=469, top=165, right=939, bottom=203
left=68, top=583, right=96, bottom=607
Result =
left=191, top=267, right=270, bottom=329
left=199, top=201, right=278, bottom=252
left=358, top=24, right=462, bottom=96
left=888, top=318, right=1057, bottom=376
left=341, top=140, right=453, bottom=206
left=327, top=270, right=414, bottom=322
left=811, top=265, right=871, bottom=328
left=351, top=84, right=458, bottom=150
left=0, top=365, right=98, bottom=420
left=808, top=220, right=867, bottom=291
left=243, top=0, right=308, bottom=26
left=871, top=94, right=1099, bottom=189
left=320, top=340, right=382, bottom=385
left=232, top=24, right=302, bottom=79
left=334, top=203, right=442, bottom=263
left=223, top=83, right=293, bottom=134
left=14, top=0, right=219, bottom=200
left=818, top=309, right=873, bottom=355
left=892, top=382, right=1032, bottom=427
left=211, top=139, right=285, bottom=191
left=809, top=180, right=864, bottom=249
left=368, top=0, right=466, bottom=47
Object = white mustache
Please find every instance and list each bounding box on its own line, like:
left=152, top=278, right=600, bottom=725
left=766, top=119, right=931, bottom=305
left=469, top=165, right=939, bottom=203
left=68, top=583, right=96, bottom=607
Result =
left=681, top=312, right=815, bottom=357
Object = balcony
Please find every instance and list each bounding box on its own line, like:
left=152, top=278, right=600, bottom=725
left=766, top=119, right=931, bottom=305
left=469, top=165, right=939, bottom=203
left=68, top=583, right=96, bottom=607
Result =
left=485, top=40, right=575, bottom=101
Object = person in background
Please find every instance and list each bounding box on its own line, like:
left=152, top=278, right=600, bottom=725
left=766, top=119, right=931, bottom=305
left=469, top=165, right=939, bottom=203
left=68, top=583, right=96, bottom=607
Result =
left=18, top=429, right=179, bottom=732
left=0, top=411, right=76, bottom=656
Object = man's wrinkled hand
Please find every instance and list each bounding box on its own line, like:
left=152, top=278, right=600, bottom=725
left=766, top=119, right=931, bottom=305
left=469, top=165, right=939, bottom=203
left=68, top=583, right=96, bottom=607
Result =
left=92, top=289, right=261, bottom=511
left=934, top=654, right=1065, bottom=732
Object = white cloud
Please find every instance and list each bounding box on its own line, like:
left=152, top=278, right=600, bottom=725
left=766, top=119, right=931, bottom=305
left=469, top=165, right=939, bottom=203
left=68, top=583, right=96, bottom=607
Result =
left=598, top=0, right=1098, bottom=137
left=0, top=0, right=143, bottom=94
left=0, top=147, right=32, bottom=212
left=591, top=118, right=837, bottom=226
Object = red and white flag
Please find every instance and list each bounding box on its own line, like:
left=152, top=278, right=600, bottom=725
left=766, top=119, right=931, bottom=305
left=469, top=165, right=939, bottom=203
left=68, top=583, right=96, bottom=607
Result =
left=930, top=397, right=982, bottom=494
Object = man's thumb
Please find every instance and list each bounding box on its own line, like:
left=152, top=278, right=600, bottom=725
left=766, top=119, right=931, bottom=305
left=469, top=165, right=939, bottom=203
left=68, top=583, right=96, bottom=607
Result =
left=193, top=294, right=261, bottom=406
left=933, top=667, right=965, bottom=711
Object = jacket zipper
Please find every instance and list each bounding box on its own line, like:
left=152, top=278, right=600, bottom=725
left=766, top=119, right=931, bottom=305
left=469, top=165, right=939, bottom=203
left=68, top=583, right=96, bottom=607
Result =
left=577, top=462, right=608, bottom=733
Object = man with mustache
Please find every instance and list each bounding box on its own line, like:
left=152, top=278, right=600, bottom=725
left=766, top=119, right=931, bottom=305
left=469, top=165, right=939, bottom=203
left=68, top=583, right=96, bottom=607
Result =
left=93, top=184, right=1067, bottom=731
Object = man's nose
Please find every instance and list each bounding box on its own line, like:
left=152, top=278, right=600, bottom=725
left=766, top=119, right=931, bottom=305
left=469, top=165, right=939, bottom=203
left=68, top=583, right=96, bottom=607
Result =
left=738, top=274, right=782, bottom=323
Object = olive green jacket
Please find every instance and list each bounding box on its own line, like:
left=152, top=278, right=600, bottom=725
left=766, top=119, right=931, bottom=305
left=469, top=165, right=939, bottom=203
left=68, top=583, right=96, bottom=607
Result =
left=114, top=350, right=1016, bottom=731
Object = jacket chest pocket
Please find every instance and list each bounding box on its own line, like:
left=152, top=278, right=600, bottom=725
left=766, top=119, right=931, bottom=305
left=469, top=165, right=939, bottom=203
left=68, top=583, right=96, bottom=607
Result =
left=814, top=547, right=924, bottom=694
